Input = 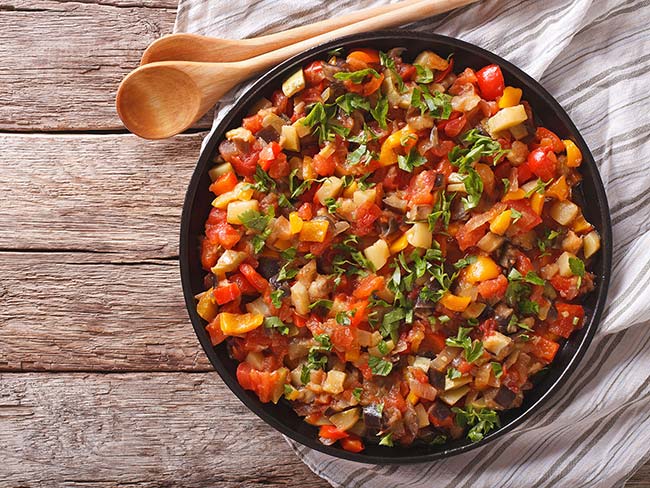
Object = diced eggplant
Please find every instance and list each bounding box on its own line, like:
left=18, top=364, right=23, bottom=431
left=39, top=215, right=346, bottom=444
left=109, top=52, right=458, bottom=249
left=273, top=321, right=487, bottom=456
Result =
left=417, top=426, right=446, bottom=444
left=494, top=303, right=514, bottom=328
left=498, top=243, right=519, bottom=269
left=434, top=173, right=445, bottom=188
left=493, top=385, right=517, bottom=409
left=363, top=404, right=384, bottom=435
left=257, top=126, right=280, bottom=143
left=428, top=368, right=446, bottom=391
left=427, top=401, right=452, bottom=421
left=257, top=257, right=281, bottom=280
left=378, top=216, right=400, bottom=239
left=478, top=303, right=495, bottom=321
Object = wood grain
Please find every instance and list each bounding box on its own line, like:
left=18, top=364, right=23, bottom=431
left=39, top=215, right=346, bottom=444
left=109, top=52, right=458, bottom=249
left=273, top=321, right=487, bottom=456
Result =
left=0, top=251, right=210, bottom=371
left=0, top=372, right=330, bottom=487
left=0, top=133, right=204, bottom=259
left=0, top=0, right=212, bottom=131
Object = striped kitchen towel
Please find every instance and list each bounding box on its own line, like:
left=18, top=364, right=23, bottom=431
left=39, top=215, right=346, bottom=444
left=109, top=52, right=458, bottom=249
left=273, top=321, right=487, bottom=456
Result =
left=175, top=0, right=650, bottom=486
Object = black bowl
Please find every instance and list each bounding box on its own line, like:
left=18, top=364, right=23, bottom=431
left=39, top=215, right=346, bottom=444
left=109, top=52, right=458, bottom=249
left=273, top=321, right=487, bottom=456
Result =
left=180, top=31, right=612, bottom=464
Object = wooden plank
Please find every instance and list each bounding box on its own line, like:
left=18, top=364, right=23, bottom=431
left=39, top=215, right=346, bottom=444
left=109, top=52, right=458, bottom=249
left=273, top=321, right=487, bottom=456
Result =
left=0, top=133, right=205, bottom=259
left=0, top=372, right=330, bottom=487
left=0, top=0, right=212, bottom=131
left=628, top=466, right=650, bottom=487
left=0, top=251, right=211, bottom=371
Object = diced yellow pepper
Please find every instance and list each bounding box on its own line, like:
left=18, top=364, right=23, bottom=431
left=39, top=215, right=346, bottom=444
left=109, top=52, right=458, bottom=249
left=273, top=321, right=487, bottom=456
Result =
left=498, top=86, right=523, bottom=109
left=274, top=239, right=292, bottom=251
left=289, top=212, right=304, bottom=234
left=211, top=183, right=254, bottom=209
left=545, top=175, right=569, bottom=201
left=284, top=387, right=300, bottom=401
left=440, top=293, right=472, bottom=312
left=571, top=213, right=593, bottom=234
left=407, top=390, right=419, bottom=405
left=389, top=233, right=409, bottom=254
left=345, top=349, right=360, bottom=362
left=489, top=210, right=512, bottom=236
left=501, top=188, right=526, bottom=202
left=563, top=139, right=582, bottom=167
left=196, top=288, right=218, bottom=322
left=299, top=220, right=329, bottom=242
left=464, top=256, right=501, bottom=284
left=530, top=191, right=545, bottom=215
left=343, top=181, right=358, bottom=198
left=379, top=127, right=417, bottom=167
left=219, top=312, right=264, bottom=335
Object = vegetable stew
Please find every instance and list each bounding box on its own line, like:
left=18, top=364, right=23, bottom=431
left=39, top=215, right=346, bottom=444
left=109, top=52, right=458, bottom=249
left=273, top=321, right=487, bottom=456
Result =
left=195, top=47, right=600, bottom=452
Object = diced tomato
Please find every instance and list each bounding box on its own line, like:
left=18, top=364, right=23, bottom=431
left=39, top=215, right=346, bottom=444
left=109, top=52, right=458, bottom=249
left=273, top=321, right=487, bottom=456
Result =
left=319, top=425, right=349, bottom=441
left=213, top=281, right=241, bottom=305
left=230, top=152, right=260, bottom=177
left=406, top=169, right=437, bottom=206
left=420, top=329, right=447, bottom=355
left=353, top=274, right=385, bottom=299
left=530, top=336, right=560, bottom=363
left=344, top=73, right=384, bottom=96
left=348, top=300, right=369, bottom=328
left=312, top=151, right=336, bottom=176
left=268, top=152, right=290, bottom=178
left=456, top=223, right=488, bottom=251
left=398, top=63, right=417, bottom=81
left=357, top=362, right=373, bottom=381
left=304, top=60, right=326, bottom=85
left=513, top=249, right=534, bottom=275
left=443, top=113, right=467, bottom=138
left=239, top=263, right=269, bottom=293
left=205, top=316, right=227, bottom=345
left=476, top=64, right=505, bottom=100
left=200, top=238, right=220, bottom=270
left=331, top=325, right=358, bottom=351
left=527, top=147, right=557, bottom=181
left=230, top=272, right=257, bottom=295
left=477, top=274, right=508, bottom=300
left=271, top=90, right=291, bottom=116
left=258, top=141, right=283, bottom=172
left=385, top=384, right=407, bottom=413
left=479, top=318, right=498, bottom=337
left=205, top=221, right=242, bottom=250
left=549, top=303, right=585, bottom=339
left=353, top=201, right=382, bottom=235
left=236, top=362, right=286, bottom=403
left=209, top=171, right=238, bottom=196
left=536, top=127, right=565, bottom=153
left=242, top=114, right=264, bottom=134
left=340, top=436, right=365, bottom=453
left=550, top=274, right=580, bottom=300
left=381, top=166, right=412, bottom=191
left=517, top=163, right=534, bottom=184
left=507, top=200, right=542, bottom=235
left=297, top=202, right=313, bottom=220
left=434, top=57, right=454, bottom=83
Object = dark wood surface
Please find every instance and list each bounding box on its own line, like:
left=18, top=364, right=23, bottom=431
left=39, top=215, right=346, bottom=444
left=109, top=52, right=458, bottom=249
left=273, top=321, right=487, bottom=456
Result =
left=0, top=1, right=645, bottom=486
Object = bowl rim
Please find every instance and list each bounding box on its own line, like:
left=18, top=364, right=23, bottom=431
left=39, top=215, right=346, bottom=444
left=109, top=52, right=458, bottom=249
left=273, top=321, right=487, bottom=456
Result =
left=179, top=30, right=612, bottom=464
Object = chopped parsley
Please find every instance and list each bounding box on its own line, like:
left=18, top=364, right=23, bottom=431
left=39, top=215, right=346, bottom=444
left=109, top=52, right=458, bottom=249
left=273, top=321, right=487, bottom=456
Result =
left=411, top=86, right=452, bottom=119
left=270, top=289, right=285, bottom=308
left=445, top=327, right=484, bottom=363
left=368, top=355, right=393, bottom=376
left=451, top=406, right=501, bottom=442
left=334, top=68, right=381, bottom=84
left=397, top=148, right=428, bottom=172
left=447, top=367, right=462, bottom=380
left=491, top=362, right=503, bottom=379
left=352, top=387, right=363, bottom=401
left=428, top=191, right=455, bottom=231
left=264, top=316, right=289, bottom=335
left=569, top=256, right=585, bottom=287
left=379, top=51, right=405, bottom=92
left=378, top=433, right=394, bottom=447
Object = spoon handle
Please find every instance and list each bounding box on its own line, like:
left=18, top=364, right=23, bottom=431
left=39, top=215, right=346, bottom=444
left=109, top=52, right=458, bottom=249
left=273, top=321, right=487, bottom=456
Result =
left=243, top=0, right=478, bottom=73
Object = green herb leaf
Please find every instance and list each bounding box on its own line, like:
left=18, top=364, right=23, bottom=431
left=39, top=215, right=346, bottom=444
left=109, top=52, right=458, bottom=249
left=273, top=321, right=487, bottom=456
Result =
left=324, top=197, right=340, bottom=213
left=447, top=367, right=462, bottom=380
left=370, top=96, right=389, bottom=129
left=313, top=333, right=333, bottom=351
left=454, top=255, right=477, bottom=270
left=430, top=434, right=447, bottom=445
left=379, top=51, right=405, bottom=92
left=428, top=191, right=455, bottom=231
left=309, top=299, right=334, bottom=311
left=414, top=64, right=434, bottom=84
left=368, top=355, right=393, bottom=376
left=334, top=68, right=381, bottom=84
left=252, top=166, right=276, bottom=192
left=264, top=316, right=289, bottom=335
left=397, top=148, right=428, bottom=172
left=277, top=262, right=299, bottom=281
left=270, top=289, right=285, bottom=308
left=336, top=93, right=371, bottom=114
left=379, top=433, right=394, bottom=447
left=238, top=209, right=271, bottom=233
left=411, top=86, right=452, bottom=119
left=336, top=310, right=355, bottom=326
left=491, top=362, right=503, bottom=379
left=352, top=387, right=363, bottom=401
left=451, top=406, right=501, bottom=442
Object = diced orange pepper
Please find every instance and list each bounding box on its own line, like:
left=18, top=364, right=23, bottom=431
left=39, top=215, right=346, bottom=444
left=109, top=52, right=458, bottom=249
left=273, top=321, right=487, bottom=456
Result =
left=299, top=220, right=329, bottom=242
left=347, top=49, right=380, bottom=65
left=571, top=213, right=593, bottom=234
left=205, top=316, right=227, bottom=345
left=379, top=127, right=417, bottom=167
left=498, top=86, right=522, bottom=109
left=530, top=191, right=545, bottom=215
left=219, top=312, right=264, bottom=335
left=489, top=210, right=512, bottom=235
left=464, top=256, right=501, bottom=283
left=545, top=175, right=569, bottom=201
left=439, top=293, right=472, bottom=312
left=389, top=233, right=409, bottom=254
left=289, top=212, right=304, bottom=234
left=209, top=171, right=238, bottom=196
left=196, top=288, right=218, bottom=322
left=343, top=181, right=358, bottom=198
left=563, top=139, right=582, bottom=167
left=407, top=390, right=419, bottom=405
left=502, top=188, right=526, bottom=202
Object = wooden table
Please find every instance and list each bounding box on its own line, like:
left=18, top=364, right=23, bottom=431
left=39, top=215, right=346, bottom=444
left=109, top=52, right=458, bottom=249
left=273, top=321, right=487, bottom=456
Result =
left=0, top=2, right=647, bottom=486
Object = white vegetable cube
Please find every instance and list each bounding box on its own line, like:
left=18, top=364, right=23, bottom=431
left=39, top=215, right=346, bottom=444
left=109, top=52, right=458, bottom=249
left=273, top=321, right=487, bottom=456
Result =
left=483, top=331, right=514, bottom=360
left=550, top=200, right=579, bottom=226
left=280, top=125, right=300, bottom=152
left=315, top=176, right=344, bottom=205
left=226, top=199, right=259, bottom=225
left=557, top=251, right=575, bottom=277
left=290, top=281, right=310, bottom=316
left=412, top=356, right=432, bottom=372
left=322, top=370, right=347, bottom=395
left=292, top=117, right=312, bottom=138
left=353, top=188, right=377, bottom=207
left=487, top=104, right=528, bottom=135
left=364, top=239, right=390, bottom=271
left=583, top=231, right=601, bottom=259
left=406, top=222, right=432, bottom=249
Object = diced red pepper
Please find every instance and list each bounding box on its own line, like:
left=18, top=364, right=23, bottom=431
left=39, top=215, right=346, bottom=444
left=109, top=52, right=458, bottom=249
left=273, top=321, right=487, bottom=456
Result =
left=477, top=274, right=508, bottom=300
left=319, top=425, right=349, bottom=441
left=213, top=281, right=241, bottom=305
left=549, top=303, right=585, bottom=338
left=353, top=274, right=385, bottom=299
left=530, top=336, right=560, bottom=363
left=476, top=64, right=505, bottom=100
left=209, top=171, right=237, bottom=196
left=230, top=272, right=258, bottom=295
left=239, top=263, right=269, bottom=293
left=242, top=114, right=264, bottom=134
left=340, top=436, right=365, bottom=453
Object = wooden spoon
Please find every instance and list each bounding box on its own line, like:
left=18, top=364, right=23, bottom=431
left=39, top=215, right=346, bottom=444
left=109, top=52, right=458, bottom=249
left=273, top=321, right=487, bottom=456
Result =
left=117, top=0, right=478, bottom=139
left=142, top=0, right=437, bottom=65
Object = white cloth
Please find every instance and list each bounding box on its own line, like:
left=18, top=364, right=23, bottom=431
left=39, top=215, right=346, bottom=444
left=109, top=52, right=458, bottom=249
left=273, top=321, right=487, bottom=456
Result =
left=175, top=1, right=650, bottom=486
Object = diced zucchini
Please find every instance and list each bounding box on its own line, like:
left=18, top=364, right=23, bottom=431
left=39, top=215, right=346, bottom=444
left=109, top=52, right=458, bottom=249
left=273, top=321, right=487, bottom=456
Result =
left=208, top=162, right=234, bottom=181
left=322, top=370, right=347, bottom=395
left=364, top=239, right=390, bottom=271
left=211, top=250, right=247, bottom=276
left=487, top=105, right=528, bottom=135
left=462, top=302, right=486, bottom=319
left=557, top=251, right=575, bottom=277
left=357, top=330, right=382, bottom=348
left=262, top=112, right=285, bottom=132
left=477, top=232, right=505, bottom=253
left=329, top=407, right=360, bottom=431
left=245, top=351, right=265, bottom=370
left=282, top=69, right=306, bottom=97
left=445, top=375, right=472, bottom=391
left=315, top=176, right=344, bottom=205
left=292, top=117, right=312, bottom=138
left=369, top=339, right=394, bottom=357
left=226, top=199, right=259, bottom=225
left=583, top=230, right=601, bottom=259
left=353, top=188, right=377, bottom=207
left=225, top=126, right=255, bottom=143
left=406, top=222, right=433, bottom=249
left=483, top=331, right=513, bottom=360
left=412, top=356, right=432, bottom=372
left=413, top=50, right=449, bottom=71
left=447, top=183, right=467, bottom=193
left=290, top=281, right=310, bottom=316
left=280, top=125, right=300, bottom=152
left=438, top=385, right=470, bottom=406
